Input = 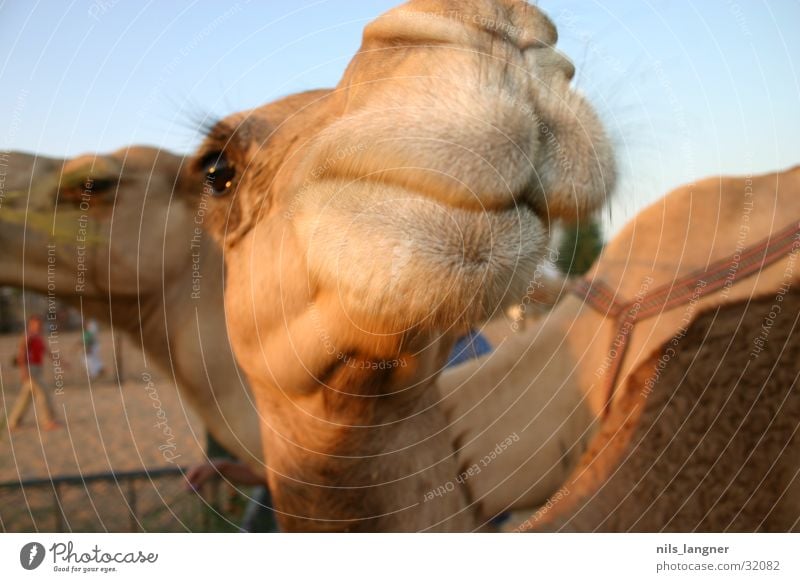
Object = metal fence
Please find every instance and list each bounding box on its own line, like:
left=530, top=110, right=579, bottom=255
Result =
left=0, top=467, right=250, bottom=533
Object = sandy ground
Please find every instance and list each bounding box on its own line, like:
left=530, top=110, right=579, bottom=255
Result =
left=0, top=378, right=206, bottom=481
left=0, top=331, right=206, bottom=481
left=0, top=331, right=233, bottom=532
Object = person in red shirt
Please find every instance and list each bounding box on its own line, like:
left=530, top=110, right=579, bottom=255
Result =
left=7, top=315, right=59, bottom=431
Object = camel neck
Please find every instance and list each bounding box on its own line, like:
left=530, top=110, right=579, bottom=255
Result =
left=261, top=347, right=477, bottom=532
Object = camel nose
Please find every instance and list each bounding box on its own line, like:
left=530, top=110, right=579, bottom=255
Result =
left=533, top=46, right=575, bottom=82
left=557, top=50, right=576, bottom=82
left=505, top=0, right=559, bottom=48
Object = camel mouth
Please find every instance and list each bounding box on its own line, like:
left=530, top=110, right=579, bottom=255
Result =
left=297, top=181, right=547, bottom=331
left=511, top=195, right=549, bottom=229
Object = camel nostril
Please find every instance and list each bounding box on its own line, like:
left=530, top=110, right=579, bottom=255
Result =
left=529, top=47, right=575, bottom=82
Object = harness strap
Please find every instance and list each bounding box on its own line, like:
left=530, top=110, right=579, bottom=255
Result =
left=572, top=220, right=800, bottom=416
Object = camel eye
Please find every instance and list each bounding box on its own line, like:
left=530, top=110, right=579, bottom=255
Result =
left=200, top=151, right=236, bottom=196
left=87, top=178, right=115, bottom=193
left=58, top=176, right=116, bottom=204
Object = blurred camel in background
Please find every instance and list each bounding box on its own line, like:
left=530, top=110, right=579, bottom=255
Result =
left=441, top=166, right=800, bottom=531
left=0, top=147, right=263, bottom=472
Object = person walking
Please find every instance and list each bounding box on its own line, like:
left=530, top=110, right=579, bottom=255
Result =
left=7, top=315, right=60, bottom=431
left=83, top=319, right=104, bottom=379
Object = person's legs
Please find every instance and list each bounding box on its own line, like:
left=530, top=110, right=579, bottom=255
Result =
left=88, top=348, right=103, bottom=379
left=28, top=366, right=57, bottom=427
left=7, top=379, right=33, bottom=429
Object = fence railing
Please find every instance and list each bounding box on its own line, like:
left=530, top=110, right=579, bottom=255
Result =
left=0, top=467, right=246, bottom=533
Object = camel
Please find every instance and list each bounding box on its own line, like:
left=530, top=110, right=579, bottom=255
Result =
left=193, top=0, right=615, bottom=531
left=0, top=147, right=264, bottom=472
left=440, top=166, right=800, bottom=531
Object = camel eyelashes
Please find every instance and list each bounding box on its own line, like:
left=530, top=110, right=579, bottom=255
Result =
left=198, top=150, right=236, bottom=196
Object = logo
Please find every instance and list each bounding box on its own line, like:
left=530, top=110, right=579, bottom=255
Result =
left=20, top=542, right=46, bottom=570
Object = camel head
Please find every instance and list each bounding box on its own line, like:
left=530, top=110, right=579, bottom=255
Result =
left=192, top=0, right=616, bottom=531
left=0, top=147, right=271, bottom=471
left=0, top=147, right=199, bottom=300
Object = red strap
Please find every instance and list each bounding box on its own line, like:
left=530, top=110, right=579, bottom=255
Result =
left=573, top=220, right=800, bottom=416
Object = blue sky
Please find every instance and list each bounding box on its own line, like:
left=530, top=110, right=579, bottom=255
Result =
left=1, top=0, right=798, bottom=231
